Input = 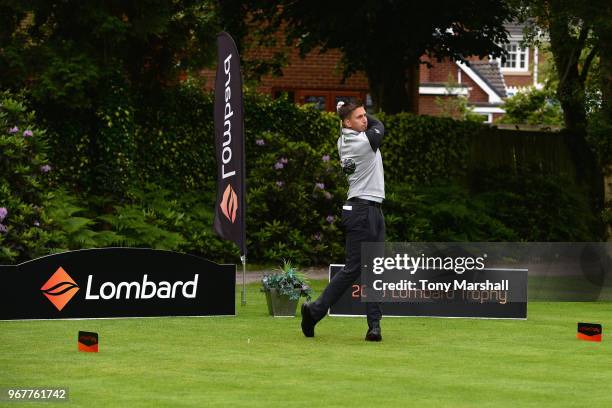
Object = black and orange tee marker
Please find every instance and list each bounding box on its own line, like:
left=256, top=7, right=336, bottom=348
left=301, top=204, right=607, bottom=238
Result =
left=78, top=331, right=99, bottom=352
left=577, top=323, right=602, bottom=342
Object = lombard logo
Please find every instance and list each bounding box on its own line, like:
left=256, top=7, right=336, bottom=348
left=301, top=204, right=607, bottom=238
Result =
left=85, top=274, right=199, bottom=300
left=41, top=267, right=80, bottom=311
left=220, top=184, right=238, bottom=223
left=41, top=267, right=199, bottom=311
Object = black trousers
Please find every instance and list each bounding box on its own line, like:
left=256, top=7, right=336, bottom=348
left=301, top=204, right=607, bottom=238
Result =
left=310, top=201, right=385, bottom=328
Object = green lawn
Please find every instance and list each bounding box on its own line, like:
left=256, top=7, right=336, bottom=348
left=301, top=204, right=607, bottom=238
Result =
left=1, top=280, right=611, bottom=407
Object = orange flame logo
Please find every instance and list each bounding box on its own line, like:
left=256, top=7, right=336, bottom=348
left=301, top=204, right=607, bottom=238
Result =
left=41, top=267, right=80, bottom=311
left=220, top=184, right=238, bottom=223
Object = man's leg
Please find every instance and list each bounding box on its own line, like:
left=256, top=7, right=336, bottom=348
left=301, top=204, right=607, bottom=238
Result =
left=308, top=205, right=370, bottom=322
left=364, top=207, right=385, bottom=340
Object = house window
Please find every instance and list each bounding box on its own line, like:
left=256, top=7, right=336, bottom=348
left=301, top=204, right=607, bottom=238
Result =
left=500, top=41, right=529, bottom=72
left=292, top=90, right=367, bottom=112
left=304, top=95, right=327, bottom=110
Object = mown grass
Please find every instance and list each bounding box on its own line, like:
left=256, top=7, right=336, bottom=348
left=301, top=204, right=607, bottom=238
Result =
left=1, top=280, right=610, bottom=407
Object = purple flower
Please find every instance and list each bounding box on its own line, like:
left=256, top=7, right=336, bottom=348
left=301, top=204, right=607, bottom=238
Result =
left=313, top=232, right=322, bottom=241
left=34, top=220, right=40, bottom=227
left=315, top=182, right=325, bottom=190
left=276, top=181, right=284, bottom=187
left=40, top=164, right=52, bottom=173
left=23, top=129, right=33, bottom=137
left=324, top=191, right=332, bottom=200
left=8, top=126, right=18, bottom=134
left=0, top=223, right=7, bottom=233
left=0, top=207, right=7, bottom=221
left=274, top=162, right=284, bottom=170
left=256, top=139, right=265, bottom=146
left=326, top=215, right=335, bottom=223
left=322, top=155, right=330, bottom=162
left=280, top=157, right=288, bottom=164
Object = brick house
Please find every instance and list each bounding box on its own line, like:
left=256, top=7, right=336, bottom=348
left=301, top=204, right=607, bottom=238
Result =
left=201, top=23, right=543, bottom=123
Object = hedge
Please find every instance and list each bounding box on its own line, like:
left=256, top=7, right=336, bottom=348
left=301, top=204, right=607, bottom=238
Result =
left=1, top=86, right=606, bottom=265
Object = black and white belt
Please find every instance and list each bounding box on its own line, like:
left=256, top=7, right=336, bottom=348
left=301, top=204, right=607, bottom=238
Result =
left=347, top=198, right=382, bottom=208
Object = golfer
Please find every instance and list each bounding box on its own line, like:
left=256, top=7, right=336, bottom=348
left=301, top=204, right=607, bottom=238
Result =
left=301, top=100, right=385, bottom=341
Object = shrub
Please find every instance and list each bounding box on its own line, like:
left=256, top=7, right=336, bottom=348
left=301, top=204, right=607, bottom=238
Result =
left=246, top=131, right=346, bottom=265
left=377, top=112, right=482, bottom=184
left=496, top=87, right=564, bottom=126
left=39, top=75, right=137, bottom=196
left=470, top=165, right=603, bottom=241
left=5, top=86, right=605, bottom=266
left=0, top=91, right=56, bottom=262
left=133, top=86, right=339, bottom=191
left=385, top=182, right=518, bottom=242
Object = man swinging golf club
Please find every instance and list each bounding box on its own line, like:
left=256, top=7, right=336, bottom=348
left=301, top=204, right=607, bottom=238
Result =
left=301, top=100, right=385, bottom=341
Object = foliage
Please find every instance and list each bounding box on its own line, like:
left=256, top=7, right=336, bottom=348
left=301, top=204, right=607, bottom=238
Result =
left=0, top=0, right=221, bottom=107
left=586, top=110, right=612, bottom=168
left=515, top=0, right=609, bottom=132
left=246, top=129, right=345, bottom=265
left=385, top=165, right=603, bottom=243
left=261, top=260, right=312, bottom=301
left=0, top=91, right=55, bottom=261
left=222, top=0, right=514, bottom=113
left=377, top=112, right=483, bottom=184
left=435, top=95, right=484, bottom=123
left=385, top=183, right=518, bottom=242
left=497, top=87, right=564, bottom=126
left=126, top=86, right=341, bottom=192
left=133, top=85, right=216, bottom=191
left=0, top=91, right=119, bottom=262
left=216, top=0, right=289, bottom=85
left=3, top=87, right=606, bottom=265
left=0, top=0, right=221, bottom=195
left=43, top=189, right=121, bottom=253
left=90, top=184, right=238, bottom=261
left=469, top=165, right=603, bottom=241
left=0, top=90, right=235, bottom=263
left=98, top=186, right=186, bottom=250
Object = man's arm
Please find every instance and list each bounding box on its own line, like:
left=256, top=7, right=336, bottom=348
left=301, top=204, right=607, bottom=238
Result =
left=365, top=114, right=384, bottom=151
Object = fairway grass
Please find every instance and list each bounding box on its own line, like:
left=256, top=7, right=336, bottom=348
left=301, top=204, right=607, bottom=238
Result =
left=1, top=280, right=611, bottom=407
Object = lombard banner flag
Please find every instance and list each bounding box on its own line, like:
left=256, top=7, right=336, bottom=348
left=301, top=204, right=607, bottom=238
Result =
left=213, top=31, right=246, bottom=257
left=0, top=248, right=235, bottom=320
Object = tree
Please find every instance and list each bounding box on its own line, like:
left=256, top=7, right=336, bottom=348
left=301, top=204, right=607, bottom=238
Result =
left=219, top=0, right=514, bottom=114
left=517, top=0, right=611, bottom=133
left=0, top=0, right=220, bottom=109
left=516, top=1, right=611, bottom=215
left=0, top=1, right=221, bottom=194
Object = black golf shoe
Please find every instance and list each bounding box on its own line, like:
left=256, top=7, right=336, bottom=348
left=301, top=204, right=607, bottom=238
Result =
left=301, top=302, right=315, bottom=338
left=365, top=324, right=382, bottom=342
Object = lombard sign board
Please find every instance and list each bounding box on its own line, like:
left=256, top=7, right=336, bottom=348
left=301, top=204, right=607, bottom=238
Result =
left=329, top=242, right=612, bottom=319
left=329, top=264, right=528, bottom=319
left=1, top=248, right=235, bottom=320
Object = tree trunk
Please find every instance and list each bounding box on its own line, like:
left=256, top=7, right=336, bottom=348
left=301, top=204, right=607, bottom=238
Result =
left=548, top=0, right=588, bottom=133
left=366, top=61, right=419, bottom=114
left=556, top=73, right=587, bottom=133
left=405, top=63, right=420, bottom=114
left=594, top=24, right=612, bottom=120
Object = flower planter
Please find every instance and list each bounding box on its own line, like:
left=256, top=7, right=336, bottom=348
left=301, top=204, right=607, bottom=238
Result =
left=265, top=288, right=298, bottom=317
